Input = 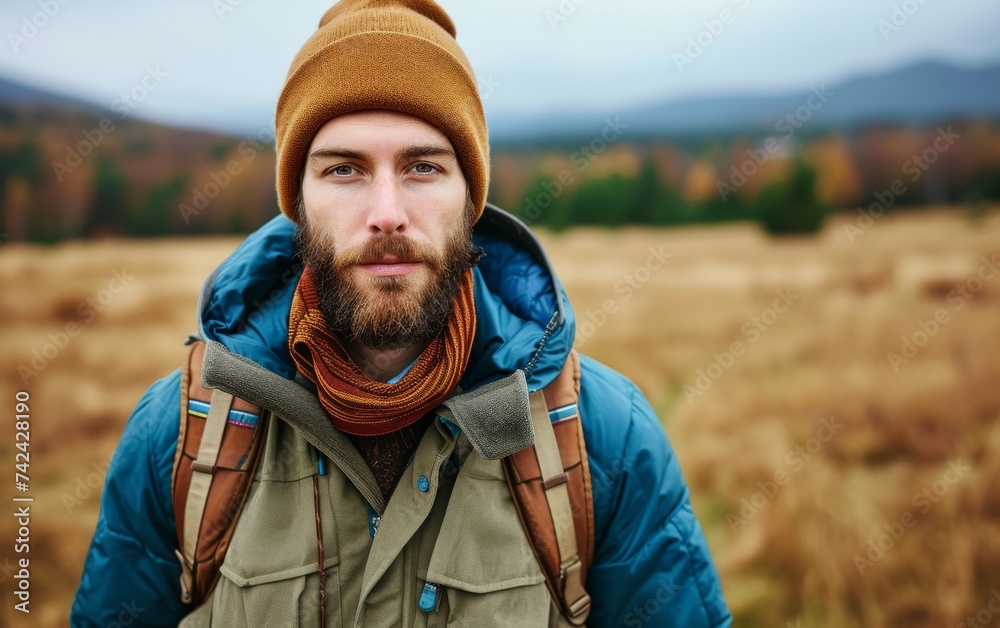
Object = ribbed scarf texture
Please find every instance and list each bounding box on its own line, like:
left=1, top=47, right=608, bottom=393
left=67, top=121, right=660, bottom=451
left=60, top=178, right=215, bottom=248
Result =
left=288, top=264, right=476, bottom=437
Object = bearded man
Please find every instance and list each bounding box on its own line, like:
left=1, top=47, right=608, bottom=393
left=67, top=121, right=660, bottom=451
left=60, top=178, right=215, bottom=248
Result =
left=71, top=1, right=731, bottom=626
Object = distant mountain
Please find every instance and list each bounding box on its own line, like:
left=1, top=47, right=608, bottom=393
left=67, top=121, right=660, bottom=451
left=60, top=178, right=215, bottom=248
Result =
left=2, top=58, right=998, bottom=142
left=0, top=76, right=108, bottom=115
left=0, top=75, right=260, bottom=136
left=486, top=59, right=1000, bottom=142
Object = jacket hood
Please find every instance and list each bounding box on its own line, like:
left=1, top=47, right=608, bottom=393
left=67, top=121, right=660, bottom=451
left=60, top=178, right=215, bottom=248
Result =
left=195, top=203, right=576, bottom=394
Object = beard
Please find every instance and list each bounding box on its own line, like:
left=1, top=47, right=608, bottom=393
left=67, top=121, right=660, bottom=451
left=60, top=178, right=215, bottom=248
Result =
left=294, top=211, right=476, bottom=352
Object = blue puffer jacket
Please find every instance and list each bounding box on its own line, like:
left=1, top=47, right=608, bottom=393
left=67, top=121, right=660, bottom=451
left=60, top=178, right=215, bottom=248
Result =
left=71, top=205, right=731, bottom=627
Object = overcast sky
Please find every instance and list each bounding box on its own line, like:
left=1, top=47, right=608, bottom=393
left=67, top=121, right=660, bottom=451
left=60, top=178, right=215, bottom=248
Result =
left=2, top=0, right=999, bottom=134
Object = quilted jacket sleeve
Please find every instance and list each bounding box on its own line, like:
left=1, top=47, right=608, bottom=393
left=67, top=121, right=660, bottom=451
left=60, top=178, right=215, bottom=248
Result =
left=579, top=356, right=732, bottom=627
left=70, top=369, right=193, bottom=627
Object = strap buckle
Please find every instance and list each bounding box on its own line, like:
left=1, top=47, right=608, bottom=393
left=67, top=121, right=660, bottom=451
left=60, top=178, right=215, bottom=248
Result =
left=561, top=559, right=591, bottom=625
left=175, top=549, right=194, bottom=604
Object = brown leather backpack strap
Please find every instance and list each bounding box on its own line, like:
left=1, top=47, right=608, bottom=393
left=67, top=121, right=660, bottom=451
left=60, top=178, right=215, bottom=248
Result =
left=503, top=349, right=594, bottom=625
left=541, top=349, right=594, bottom=570
left=171, top=340, right=269, bottom=606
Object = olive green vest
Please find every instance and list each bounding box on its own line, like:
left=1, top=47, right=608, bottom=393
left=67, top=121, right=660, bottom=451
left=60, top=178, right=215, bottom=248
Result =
left=178, top=403, right=575, bottom=627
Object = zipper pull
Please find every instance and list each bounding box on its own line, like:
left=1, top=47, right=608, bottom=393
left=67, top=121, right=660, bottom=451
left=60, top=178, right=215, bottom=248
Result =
left=418, top=582, right=442, bottom=612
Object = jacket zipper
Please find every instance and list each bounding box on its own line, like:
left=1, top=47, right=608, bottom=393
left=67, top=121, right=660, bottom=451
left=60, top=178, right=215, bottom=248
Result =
left=418, top=582, right=443, bottom=612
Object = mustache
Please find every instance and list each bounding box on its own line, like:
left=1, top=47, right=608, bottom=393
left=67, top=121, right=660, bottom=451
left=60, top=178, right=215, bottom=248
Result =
left=335, top=235, right=439, bottom=271
left=294, top=216, right=483, bottom=282
left=297, top=228, right=446, bottom=275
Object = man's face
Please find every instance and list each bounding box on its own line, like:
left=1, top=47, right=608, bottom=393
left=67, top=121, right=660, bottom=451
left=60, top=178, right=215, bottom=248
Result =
left=296, top=109, right=476, bottom=351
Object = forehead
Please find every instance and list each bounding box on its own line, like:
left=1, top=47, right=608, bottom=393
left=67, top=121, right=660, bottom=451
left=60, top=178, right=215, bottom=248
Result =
left=310, top=109, right=450, bottom=148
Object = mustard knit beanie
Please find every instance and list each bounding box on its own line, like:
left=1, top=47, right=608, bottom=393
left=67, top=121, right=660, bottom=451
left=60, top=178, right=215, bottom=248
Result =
left=275, top=0, right=489, bottom=223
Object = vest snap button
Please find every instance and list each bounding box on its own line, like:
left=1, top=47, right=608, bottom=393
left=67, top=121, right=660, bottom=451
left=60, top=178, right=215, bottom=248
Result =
left=417, top=475, right=430, bottom=492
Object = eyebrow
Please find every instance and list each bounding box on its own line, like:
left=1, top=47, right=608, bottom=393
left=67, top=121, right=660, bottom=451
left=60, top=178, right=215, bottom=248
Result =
left=308, top=144, right=456, bottom=165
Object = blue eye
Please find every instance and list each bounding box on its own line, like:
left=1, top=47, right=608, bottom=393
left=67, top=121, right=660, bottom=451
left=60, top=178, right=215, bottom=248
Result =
left=330, top=165, right=356, bottom=176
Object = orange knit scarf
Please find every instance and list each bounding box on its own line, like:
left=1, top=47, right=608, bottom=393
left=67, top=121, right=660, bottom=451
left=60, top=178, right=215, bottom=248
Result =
left=288, top=264, right=476, bottom=436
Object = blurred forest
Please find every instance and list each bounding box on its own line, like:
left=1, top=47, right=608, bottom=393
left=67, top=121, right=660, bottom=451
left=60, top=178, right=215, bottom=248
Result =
left=3, top=100, right=1000, bottom=241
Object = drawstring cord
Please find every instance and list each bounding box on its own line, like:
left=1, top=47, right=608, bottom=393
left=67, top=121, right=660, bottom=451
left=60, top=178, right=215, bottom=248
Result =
left=313, top=474, right=327, bottom=626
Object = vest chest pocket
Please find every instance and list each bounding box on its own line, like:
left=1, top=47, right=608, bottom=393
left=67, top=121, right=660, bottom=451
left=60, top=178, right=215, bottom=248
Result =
left=210, top=468, right=341, bottom=627
left=419, top=451, right=553, bottom=627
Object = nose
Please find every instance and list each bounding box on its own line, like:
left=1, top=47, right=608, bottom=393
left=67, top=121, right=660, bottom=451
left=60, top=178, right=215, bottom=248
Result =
left=366, top=175, right=409, bottom=235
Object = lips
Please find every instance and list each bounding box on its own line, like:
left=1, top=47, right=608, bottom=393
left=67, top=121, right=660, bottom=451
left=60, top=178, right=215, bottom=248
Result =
left=356, top=256, right=421, bottom=277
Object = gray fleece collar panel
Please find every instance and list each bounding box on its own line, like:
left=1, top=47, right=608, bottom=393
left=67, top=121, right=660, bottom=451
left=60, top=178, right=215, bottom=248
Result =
left=438, top=369, right=534, bottom=460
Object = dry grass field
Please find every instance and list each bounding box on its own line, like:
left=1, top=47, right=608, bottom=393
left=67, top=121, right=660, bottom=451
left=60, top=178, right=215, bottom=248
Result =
left=2, top=209, right=999, bottom=627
